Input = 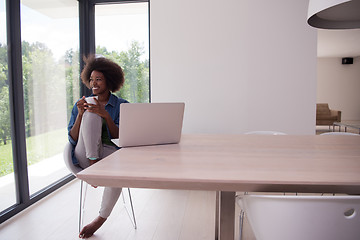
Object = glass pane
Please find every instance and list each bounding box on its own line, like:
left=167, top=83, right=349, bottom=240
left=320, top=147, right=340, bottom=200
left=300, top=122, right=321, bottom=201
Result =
left=0, top=0, right=17, bottom=211
left=95, top=2, right=149, bottom=103
left=20, top=0, right=79, bottom=194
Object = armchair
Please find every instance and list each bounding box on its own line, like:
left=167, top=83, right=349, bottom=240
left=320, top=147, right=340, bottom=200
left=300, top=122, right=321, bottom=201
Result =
left=316, top=103, right=341, bottom=126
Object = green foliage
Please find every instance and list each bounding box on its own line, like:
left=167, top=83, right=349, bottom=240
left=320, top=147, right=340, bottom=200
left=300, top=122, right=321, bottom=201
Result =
left=0, top=141, right=13, bottom=177
left=0, top=43, right=8, bottom=71
left=0, top=44, right=8, bottom=90
left=0, top=86, right=10, bottom=145
left=0, top=39, right=149, bottom=177
left=0, top=44, right=10, bottom=145
left=65, top=48, right=79, bottom=122
left=25, top=128, right=67, bottom=165
left=96, top=41, right=149, bottom=103
left=0, top=128, right=67, bottom=177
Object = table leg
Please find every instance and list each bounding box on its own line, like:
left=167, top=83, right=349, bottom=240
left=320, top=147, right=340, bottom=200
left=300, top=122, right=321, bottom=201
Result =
left=218, top=191, right=235, bottom=240
left=215, top=191, right=219, bottom=240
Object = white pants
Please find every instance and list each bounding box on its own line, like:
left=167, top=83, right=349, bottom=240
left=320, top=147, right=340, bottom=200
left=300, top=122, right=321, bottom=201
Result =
left=75, top=111, right=121, bottom=218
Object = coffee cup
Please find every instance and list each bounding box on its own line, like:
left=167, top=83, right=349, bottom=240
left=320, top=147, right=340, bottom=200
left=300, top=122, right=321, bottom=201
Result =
left=85, top=96, right=98, bottom=105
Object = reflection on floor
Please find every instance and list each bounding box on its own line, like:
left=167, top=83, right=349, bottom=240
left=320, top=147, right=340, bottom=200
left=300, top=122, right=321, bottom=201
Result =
left=0, top=180, right=257, bottom=240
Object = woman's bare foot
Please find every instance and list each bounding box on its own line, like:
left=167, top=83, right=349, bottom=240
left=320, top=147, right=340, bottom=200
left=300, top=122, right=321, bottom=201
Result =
left=79, top=216, right=106, bottom=238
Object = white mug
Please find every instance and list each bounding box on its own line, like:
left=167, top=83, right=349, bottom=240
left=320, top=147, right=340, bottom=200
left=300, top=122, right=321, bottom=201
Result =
left=85, top=96, right=98, bottom=105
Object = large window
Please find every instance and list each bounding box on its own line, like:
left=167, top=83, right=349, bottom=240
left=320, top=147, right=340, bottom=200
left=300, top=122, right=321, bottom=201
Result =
left=0, top=0, right=149, bottom=224
left=95, top=2, right=149, bottom=103
left=20, top=0, right=79, bottom=194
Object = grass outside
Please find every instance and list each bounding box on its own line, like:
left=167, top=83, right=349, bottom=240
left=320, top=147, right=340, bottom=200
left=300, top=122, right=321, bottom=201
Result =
left=0, top=128, right=68, bottom=177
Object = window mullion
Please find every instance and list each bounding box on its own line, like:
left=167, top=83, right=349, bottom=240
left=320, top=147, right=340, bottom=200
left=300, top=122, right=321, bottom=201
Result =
left=79, top=0, right=95, bottom=97
left=6, top=0, right=30, bottom=205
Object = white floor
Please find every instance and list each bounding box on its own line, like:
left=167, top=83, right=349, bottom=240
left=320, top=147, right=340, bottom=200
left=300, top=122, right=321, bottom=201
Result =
left=0, top=180, right=254, bottom=240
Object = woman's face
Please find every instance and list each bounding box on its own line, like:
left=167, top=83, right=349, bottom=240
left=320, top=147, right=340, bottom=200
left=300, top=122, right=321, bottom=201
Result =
left=90, top=70, right=108, bottom=95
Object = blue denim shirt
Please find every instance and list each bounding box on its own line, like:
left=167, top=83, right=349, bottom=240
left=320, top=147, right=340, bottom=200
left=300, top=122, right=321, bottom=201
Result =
left=67, top=94, right=129, bottom=165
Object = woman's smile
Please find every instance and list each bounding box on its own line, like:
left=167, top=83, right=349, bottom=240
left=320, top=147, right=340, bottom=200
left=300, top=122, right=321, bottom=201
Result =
left=90, top=70, right=108, bottom=95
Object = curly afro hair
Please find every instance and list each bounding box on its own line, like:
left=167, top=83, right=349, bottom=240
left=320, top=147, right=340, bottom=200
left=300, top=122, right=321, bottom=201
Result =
left=80, top=55, right=125, bottom=92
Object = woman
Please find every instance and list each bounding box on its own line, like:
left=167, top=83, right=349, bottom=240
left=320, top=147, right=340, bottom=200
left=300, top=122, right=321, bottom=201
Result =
left=67, top=55, right=128, bottom=238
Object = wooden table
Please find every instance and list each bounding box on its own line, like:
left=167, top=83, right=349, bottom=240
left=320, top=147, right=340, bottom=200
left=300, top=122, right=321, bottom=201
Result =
left=77, top=134, right=360, bottom=240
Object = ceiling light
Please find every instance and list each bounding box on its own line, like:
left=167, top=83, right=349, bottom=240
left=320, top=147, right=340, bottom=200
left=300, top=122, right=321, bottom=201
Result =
left=307, top=0, right=360, bottom=29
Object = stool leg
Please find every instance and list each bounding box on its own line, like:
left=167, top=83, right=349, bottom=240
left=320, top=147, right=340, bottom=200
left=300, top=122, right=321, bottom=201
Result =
left=79, top=180, right=88, bottom=233
left=239, top=210, right=244, bottom=240
left=79, top=180, right=84, bottom=233
left=128, top=188, right=137, bottom=229
left=121, top=188, right=137, bottom=229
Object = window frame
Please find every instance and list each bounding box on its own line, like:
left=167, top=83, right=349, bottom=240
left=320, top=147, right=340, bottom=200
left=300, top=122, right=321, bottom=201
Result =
left=0, top=0, right=149, bottom=224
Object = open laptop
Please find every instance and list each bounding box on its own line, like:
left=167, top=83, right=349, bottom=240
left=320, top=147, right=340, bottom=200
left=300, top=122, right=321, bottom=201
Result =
left=112, top=102, right=185, bottom=148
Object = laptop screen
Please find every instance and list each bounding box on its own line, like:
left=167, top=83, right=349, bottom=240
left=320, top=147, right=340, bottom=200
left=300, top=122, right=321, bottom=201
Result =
left=112, top=102, right=185, bottom=148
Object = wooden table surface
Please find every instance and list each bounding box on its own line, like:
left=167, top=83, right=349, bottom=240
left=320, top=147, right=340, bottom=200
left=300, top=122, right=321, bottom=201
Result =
left=77, top=134, right=360, bottom=240
left=78, top=134, right=360, bottom=193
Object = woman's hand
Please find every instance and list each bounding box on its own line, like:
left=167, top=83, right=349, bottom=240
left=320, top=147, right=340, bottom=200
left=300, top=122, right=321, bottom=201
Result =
left=83, top=96, right=119, bottom=138
left=84, top=97, right=109, bottom=119
left=76, top=96, right=87, bottom=115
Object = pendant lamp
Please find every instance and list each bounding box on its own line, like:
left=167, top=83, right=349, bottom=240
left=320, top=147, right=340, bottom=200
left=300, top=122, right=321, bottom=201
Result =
left=307, top=0, right=360, bottom=29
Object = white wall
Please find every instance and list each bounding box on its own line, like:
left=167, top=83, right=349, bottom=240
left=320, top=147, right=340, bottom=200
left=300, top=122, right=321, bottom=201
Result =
left=150, top=0, right=317, bottom=134
left=317, top=56, right=360, bottom=121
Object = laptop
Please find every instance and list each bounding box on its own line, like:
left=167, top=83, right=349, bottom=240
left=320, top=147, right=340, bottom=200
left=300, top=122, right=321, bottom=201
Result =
left=112, top=102, right=185, bottom=148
